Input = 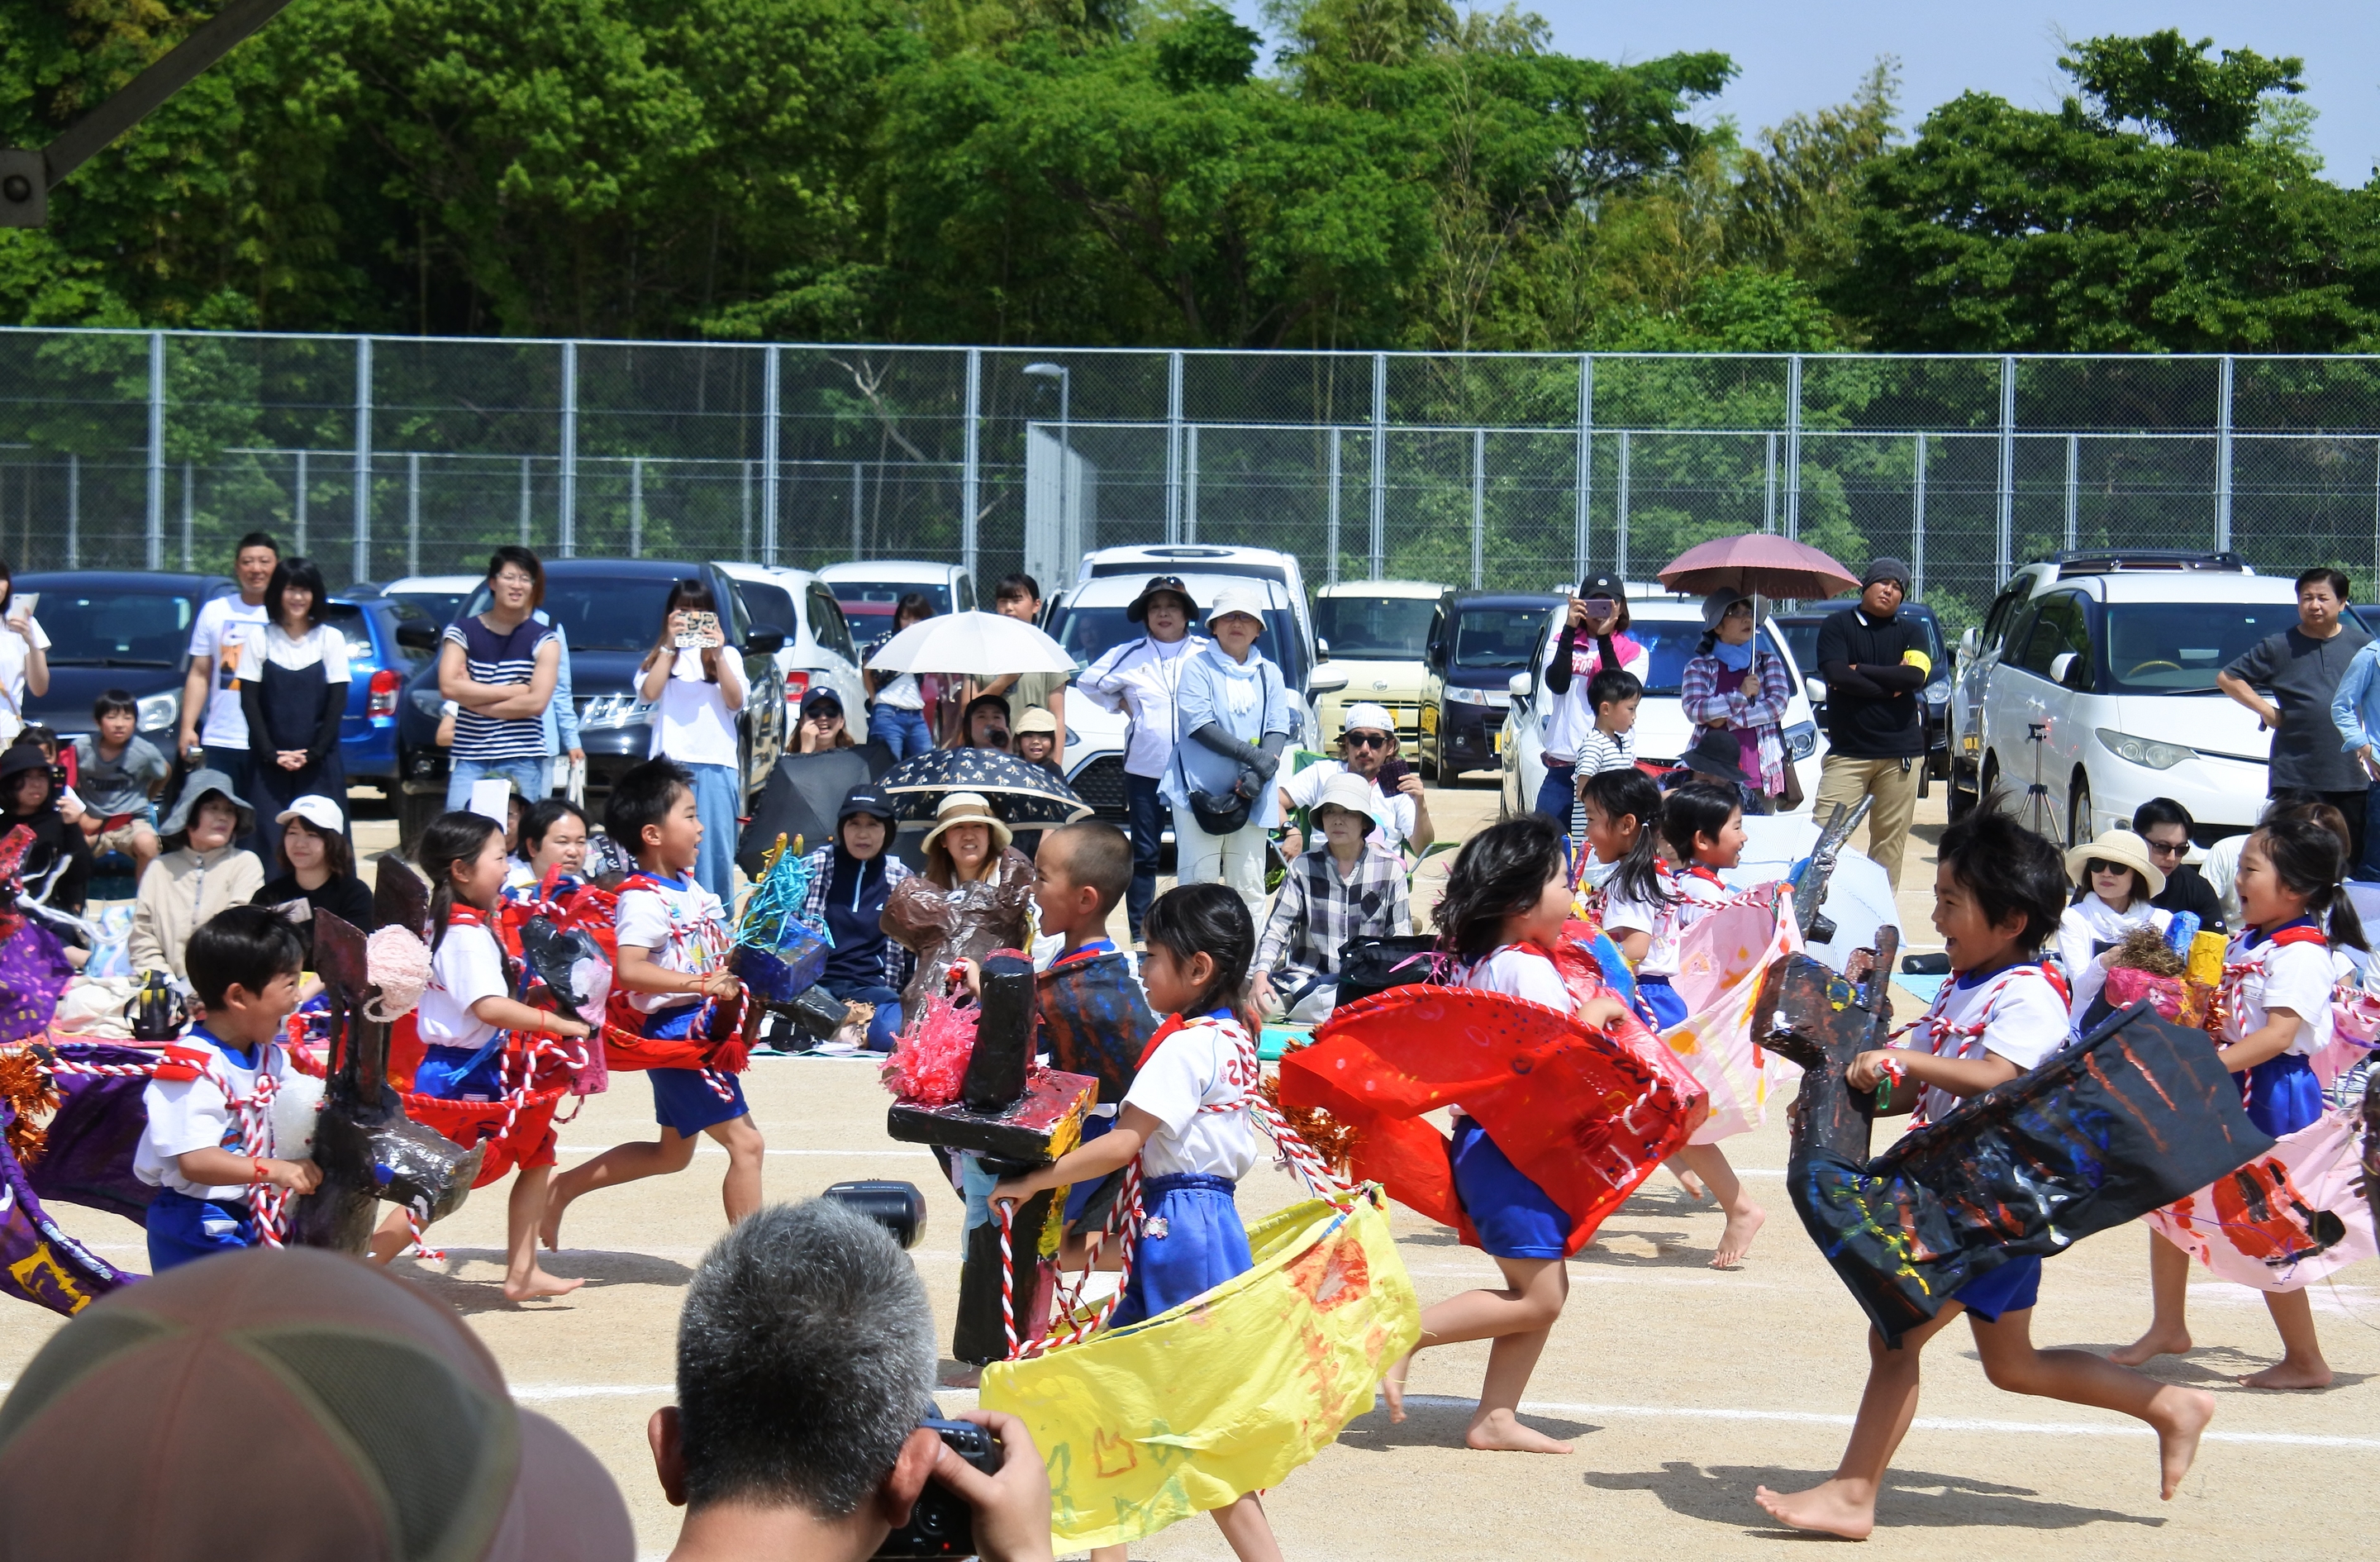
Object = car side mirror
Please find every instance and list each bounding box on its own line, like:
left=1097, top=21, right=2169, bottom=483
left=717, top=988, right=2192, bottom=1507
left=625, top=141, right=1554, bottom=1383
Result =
left=1960, top=626, right=1980, bottom=657
left=747, top=629, right=788, bottom=656
left=1308, top=666, right=1350, bottom=695
left=395, top=621, right=439, bottom=652
left=1803, top=675, right=1827, bottom=705
left=1507, top=672, right=1532, bottom=702
left=1316, top=637, right=1331, bottom=663
left=2049, top=650, right=2090, bottom=690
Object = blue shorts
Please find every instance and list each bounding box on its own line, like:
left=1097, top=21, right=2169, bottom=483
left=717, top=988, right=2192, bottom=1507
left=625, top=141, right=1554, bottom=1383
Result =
left=1950, top=1253, right=2042, bottom=1322
left=650, top=1067, right=749, bottom=1138
left=1108, top=1174, right=1251, bottom=1329
left=1634, top=973, right=1688, bottom=1031
left=145, top=1188, right=256, bottom=1273
left=2243, top=1053, right=2323, bottom=1139
left=1450, top=1117, right=1570, bottom=1260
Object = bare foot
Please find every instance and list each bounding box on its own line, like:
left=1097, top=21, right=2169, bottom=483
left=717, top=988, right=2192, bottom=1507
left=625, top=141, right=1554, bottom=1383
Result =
left=2146, top=1385, right=2215, bottom=1498
left=1383, top=1351, right=1415, bottom=1423
left=1464, top=1408, right=1572, bottom=1454
left=2108, top=1324, right=2191, bottom=1367
left=1711, top=1202, right=1766, bottom=1269
left=2239, top=1358, right=2332, bottom=1391
left=1672, top=1167, right=1709, bottom=1201
left=503, top=1267, right=586, bottom=1302
left=1754, top=1479, right=1875, bottom=1540
left=538, top=1188, right=569, bottom=1252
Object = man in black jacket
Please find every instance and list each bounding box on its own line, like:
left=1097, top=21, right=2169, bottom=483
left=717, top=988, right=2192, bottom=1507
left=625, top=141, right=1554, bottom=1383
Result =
left=2132, top=797, right=2226, bottom=933
left=1811, top=559, right=1925, bottom=889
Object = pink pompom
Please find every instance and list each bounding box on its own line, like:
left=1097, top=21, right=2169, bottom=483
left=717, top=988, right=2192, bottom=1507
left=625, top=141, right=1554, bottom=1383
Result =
left=881, top=997, right=978, bottom=1105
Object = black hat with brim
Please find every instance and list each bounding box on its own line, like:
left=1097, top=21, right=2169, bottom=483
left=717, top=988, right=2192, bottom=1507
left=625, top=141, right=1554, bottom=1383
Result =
left=1126, top=575, right=1201, bottom=625
left=1678, top=726, right=1754, bottom=788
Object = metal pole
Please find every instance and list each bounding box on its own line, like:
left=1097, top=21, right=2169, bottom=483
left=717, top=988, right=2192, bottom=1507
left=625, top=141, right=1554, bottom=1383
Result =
left=146, top=331, right=164, bottom=571
left=406, top=450, right=419, bottom=577
left=1470, top=426, right=1485, bottom=588
left=1573, top=355, right=1592, bottom=583
left=740, top=459, right=752, bottom=560
left=851, top=460, right=864, bottom=560
left=66, top=452, right=78, bottom=569
left=180, top=460, right=193, bottom=569
left=1784, top=355, right=1803, bottom=541
left=1056, top=368, right=1071, bottom=566
left=1997, top=355, right=2016, bottom=583
left=1764, top=431, right=1776, bottom=534
left=1369, top=352, right=1386, bottom=580
left=630, top=455, right=643, bottom=558
left=353, top=336, right=371, bottom=584
left=2216, top=355, right=2235, bottom=552
left=2063, top=432, right=2079, bottom=551
left=961, top=347, right=981, bottom=578
left=519, top=455, right=531, bottom=546
left=1326, top=427, right=1341, bottom=587
left=1911, top=433, right=1926, bottom=599
left=558, top=340, right=577, bottom=558
left=761, top=343, right=780, bottom=566
left=1185, top=426, right=1199, bottom=544
left=1166, top=350, right=1183, bottom=546
left=1616, top=431, right=1631, bottom=579
left=293, top=447, right=307, bottom=555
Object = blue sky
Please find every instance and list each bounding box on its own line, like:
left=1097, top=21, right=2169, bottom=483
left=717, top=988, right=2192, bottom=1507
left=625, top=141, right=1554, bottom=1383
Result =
left=1239, top=1, right=2380, bottom=183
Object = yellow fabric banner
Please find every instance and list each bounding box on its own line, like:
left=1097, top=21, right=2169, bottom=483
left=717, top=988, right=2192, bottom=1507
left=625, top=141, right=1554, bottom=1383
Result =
left=978, top=1186, right=1420, bottom=1549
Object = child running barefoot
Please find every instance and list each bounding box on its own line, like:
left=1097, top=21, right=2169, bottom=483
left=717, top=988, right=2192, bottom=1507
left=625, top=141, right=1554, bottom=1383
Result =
left=992, top=883, right=1285, bottom=1562
left=543, top=759, right=765, bottom=1248
left=2111, top=812, right=2363, bottom=1388
left=371, top=811, right=593, bottom=1299
left=1603, top=779, right=1765, bottom=1267
left=1755, top=807, right=2215, bottom=1539
left=1383, top=815, right=1631, bottom=1454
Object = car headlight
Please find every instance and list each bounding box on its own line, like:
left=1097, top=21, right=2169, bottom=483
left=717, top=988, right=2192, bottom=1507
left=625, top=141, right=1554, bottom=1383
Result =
left=409, top=688, right=447, bottom=719
left=1446, top=687, right=1506, bottom=707
left=1784, top=720, right=1819, bottom=760
left=135, top=690, right=179, bottom=731
left=579, top=693, right=654, bottom=731
left=1922, top=683, right=1949, bottom=709
left=2096, top=727, right=2192, bottom=770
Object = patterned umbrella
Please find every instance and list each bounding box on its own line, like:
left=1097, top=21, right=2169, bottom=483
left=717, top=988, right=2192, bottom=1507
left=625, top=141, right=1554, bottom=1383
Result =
left=878, top=747, right=1092, bottom=826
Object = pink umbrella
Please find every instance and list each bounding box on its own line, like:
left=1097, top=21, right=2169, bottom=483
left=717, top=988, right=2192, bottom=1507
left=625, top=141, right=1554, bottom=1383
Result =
left=1658, top=535, right=1860, bottom=600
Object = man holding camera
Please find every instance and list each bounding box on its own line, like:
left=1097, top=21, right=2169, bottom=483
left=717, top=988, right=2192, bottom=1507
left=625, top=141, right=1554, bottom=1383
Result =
left=650, top=1198, right=1055, bottom=1562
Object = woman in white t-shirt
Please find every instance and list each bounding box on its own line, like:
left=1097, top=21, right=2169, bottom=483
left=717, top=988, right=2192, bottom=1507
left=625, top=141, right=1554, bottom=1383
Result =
left=0, top=560, right=50, bottom=749
left=637, top=578, right=748, bottom=903
left=231, top=557, right=350, bottom=870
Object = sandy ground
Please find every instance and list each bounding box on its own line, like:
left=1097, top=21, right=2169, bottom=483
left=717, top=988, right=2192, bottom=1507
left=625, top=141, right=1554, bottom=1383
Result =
left=5, top=780, right=2374, bottom=1560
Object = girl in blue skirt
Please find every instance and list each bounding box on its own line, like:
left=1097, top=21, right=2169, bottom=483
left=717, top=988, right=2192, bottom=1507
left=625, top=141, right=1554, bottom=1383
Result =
left=1382, top=815, right=1630, bottom=1455
left=992, top=881, right=1283, bottom=1562
left=2113, top=809, right=2364, bottom=1389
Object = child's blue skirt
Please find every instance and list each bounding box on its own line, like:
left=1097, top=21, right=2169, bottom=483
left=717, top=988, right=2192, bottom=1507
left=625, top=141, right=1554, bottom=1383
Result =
left=145, top=1188, right=255, bottom=1273
left=2242, top=1053, right=2324, bottom=1138
left=1634, top=974, right=1688, bottom=1031
left=1450, top=1117, right=1570, bottom=1260
left=1109, top=1173, right=1251, bottom=1329
left=645, top=1002, right=750, bottom=1137
left=1949, top=1254, right=2041, bottom=1323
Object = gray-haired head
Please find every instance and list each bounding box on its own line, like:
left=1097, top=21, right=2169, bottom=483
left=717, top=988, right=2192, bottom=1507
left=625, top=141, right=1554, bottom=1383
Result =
left=674, top=1198, right=935, bottom=1517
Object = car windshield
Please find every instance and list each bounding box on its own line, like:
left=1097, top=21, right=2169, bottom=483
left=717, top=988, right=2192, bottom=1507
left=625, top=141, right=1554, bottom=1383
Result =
left=1045, top=604, right=1307, bottom=689
left=36, top=587, right=198, bottom=666
left=1313, top=597, right=1435, bottom=660
left=386, top=588, right=470, bottom=626
left=1454, top=608, right=1550, bottom=669
left=462, top=576, right=678, bottom=652
left=1773, top=620, right=1821, bottom=676
left=835, top=581, right=953, bottom=640
left=2102, top=603, right=2301, bottom=693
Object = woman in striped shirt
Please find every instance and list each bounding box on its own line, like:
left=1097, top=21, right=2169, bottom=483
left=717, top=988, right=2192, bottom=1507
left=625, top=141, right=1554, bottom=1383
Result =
left=439, top=546, right=560, bottom=812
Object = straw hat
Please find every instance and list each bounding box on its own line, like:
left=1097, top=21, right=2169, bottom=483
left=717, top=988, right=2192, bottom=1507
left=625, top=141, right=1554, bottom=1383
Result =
left=2065, top=829, right=2165, bottom=898
left=921, top=790, right=1013, bottom=855
left=1014, top=707, right=1059, bottom=736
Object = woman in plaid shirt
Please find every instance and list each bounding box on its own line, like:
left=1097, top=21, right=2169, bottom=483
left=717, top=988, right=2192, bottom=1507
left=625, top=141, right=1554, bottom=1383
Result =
left=796, top=784, right=914, bottom=1050
left=1680, top=590, right=1793, bottom=812
left=1254, top=772, right=1411, bottom=1021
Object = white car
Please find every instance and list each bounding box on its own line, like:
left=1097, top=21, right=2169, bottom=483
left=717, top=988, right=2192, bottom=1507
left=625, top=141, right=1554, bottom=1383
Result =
left=718, top=563, right=871, bottom=742
left=364, top=574, right=480, bottom=629
left=1074, top=544, right=1316, bottom=651
left=1043, top=571, right=1349, bottom=821
left=817, top=560, right=978, bottom=651
left=1949, top=550, right=2322, bottom=845
left=1500, top=593, right=1823, bottom=819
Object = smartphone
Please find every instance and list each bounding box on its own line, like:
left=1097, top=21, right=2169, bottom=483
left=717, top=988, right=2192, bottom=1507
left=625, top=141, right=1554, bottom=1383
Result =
left=8, top=592, right=36, bottom=622
left=674, top=610, right=721, bottom=650
left=1377, top=755, right=1413, bottom=792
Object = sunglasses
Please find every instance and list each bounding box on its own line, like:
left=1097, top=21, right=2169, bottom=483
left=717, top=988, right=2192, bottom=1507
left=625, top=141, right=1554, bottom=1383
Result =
left=1345, top=731, right=1393, bottom=750
left=2142, top=838, right=2186, bottom=856
left=2084, top=860, right=2138, bottom=879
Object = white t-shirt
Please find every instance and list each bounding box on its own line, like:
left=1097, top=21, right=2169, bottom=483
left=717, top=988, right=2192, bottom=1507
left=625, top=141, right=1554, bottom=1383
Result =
left=649, top=649, right=747, bottom=769
left=1543, top=641, right=1653, bottom=764
left=1282, top=760, right=1416, bottom=854
left=135, top=1030, right=291, bottom=1200
left=230, top=621, right=351, bottom=683
left=616, top=871, right=731, bottom=1016
left=1578, top=726, right=1636, bottom=775
left=0, top=616, right=50, bottom=743
left=1460, top=943, right=1570, bottom=1008
left=1908, top=963, right=2070, bottom=1125
left=2054, top=895, right=2170, bottom=1017
left=416, top=921, right=508, bottom=1053
left=1601, top=881, right=1678, bottom=977
left=2223, top=927, right=2335, bottom=1058
left=188, top=596, right=272, bottom=746
left=1121, top=1015, right=1259, bottom=1179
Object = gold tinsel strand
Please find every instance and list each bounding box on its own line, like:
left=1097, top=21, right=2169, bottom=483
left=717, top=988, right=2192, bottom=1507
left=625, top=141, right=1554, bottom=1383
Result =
left=0, top=1047, right=56, bottom=1169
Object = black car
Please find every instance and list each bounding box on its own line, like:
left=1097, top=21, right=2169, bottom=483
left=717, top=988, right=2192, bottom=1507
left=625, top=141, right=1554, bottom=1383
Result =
left=394, top=560, right=791, bottom=849
left=1418, top=590, right=1564, bottom=779
left=13, top=572, right=233, bottom=762
left=1770, top=600, right=1952, bottom=779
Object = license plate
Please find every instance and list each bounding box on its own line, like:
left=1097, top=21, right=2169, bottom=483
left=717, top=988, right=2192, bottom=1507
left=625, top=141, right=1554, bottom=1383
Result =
left=1493, top=726, right=1505, bottom=755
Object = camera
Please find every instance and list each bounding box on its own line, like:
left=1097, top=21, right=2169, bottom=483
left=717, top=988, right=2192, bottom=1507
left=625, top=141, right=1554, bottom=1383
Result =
left=873, top=1409, right=1002, bottom=1559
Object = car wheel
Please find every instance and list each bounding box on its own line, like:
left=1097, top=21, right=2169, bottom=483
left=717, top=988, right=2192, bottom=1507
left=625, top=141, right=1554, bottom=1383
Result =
left=1976, top=755, right=2000, bottom=817
left=2069, top=774, right=2095, bottom=847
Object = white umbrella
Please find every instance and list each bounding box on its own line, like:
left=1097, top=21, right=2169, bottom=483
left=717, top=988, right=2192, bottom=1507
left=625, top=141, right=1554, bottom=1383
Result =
left=865, top=610, right=1073, bottom=675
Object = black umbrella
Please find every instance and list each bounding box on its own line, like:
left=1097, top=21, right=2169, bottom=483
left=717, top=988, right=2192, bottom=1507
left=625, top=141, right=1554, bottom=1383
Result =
left=878, top=747, right=1092, bottom=827
left=735, top=743, right=896, bottom=878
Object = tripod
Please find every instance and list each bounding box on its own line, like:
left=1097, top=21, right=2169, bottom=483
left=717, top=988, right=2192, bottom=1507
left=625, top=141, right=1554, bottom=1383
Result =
left=2014, top=719, right=2064, bottom=848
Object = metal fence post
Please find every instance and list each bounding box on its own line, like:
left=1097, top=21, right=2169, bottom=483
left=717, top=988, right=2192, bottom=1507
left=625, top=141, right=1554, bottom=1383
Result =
left=1573, top=355, right=1592, bottom=583
left=2216, top=355, right=2235, bottom=552
left=559, top=340, right=578, bottom=558
left=353, top=336, right=372, bottom=584
left=66, top=453, right=79, bottom=569
left=740, top=459, right=752, bottom=560
left=1784, top=355, right=1803, bottom=541
left=294, top=448, right=307, bottom=555
left=1763, top=432, right=1776, bottom=534
left=146, top=331, right=165, bottom=571
left=2064, top=433, right=2079, bottom=551
left=761, top=343, right=780, bottom=566
left=406, top=450, right=421, bottom=576
left=520, top=455, right=532, bottom=547
left=1997, top=355, right=2016, bottom=584
left=1616, top=430, right=1631, bottom=579
left=1470, top=426, right=1485, bottom=588
left=850, top=460, right=864, bottom=560
left=1911, top=433, right=1926, bottom=599
left=962, top=346, right=981, bottom=576
left=180, top=460, right=194, bottom=569
left=630, top=455, right=644, bottom=558
left=1326, top=427, right=1341, bottom=586
left=1185, top=426, right=1200, bottom=544
left=1166, top=350, right=1183, bottom=546
left=1369, top=353, right=1387, bottom=579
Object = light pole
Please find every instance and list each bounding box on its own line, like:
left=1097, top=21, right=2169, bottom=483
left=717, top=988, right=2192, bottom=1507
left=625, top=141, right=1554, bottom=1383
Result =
left=1023, top=362, right=1070, bottom=565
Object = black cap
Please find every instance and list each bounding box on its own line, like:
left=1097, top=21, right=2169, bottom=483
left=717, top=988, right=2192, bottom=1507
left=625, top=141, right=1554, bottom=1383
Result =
left=1577, top=572, right=1623, bottom=602
left=1126, top=575, right=1201, bottom=625
left=1678, top=726, right=1752, bottom=788
left=837, top=784, right=898, bottom=824
left=802, top=686, right=845, bottom=717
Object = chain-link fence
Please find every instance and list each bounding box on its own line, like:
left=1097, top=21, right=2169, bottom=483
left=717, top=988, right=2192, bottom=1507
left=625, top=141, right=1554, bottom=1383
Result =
left=5, top=328, right=2378, bottom=631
